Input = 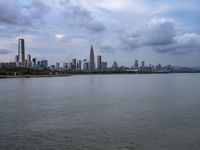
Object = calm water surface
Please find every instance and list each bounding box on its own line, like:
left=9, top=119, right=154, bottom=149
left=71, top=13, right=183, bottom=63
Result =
left=0, top=74, right=200, bottom=150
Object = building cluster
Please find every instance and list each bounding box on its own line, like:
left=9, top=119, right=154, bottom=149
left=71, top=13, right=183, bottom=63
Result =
left=62, top=46, right=108, bottom=72
left=0, top=39, right=48, bottom=69
left=0, top=39, right=172, bottom=73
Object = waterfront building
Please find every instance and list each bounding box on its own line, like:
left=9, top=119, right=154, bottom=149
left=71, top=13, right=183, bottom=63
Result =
left=76, top=60, right=82, bottom=71
left=112, top=61, right=118, bottom=71
left=84, top=63, right=89, bottom=71
left=18, top=39, right=25, bottom=66
left=89, top=45, right=95, bottom=72
left=141, top=61, right=145, bottom=68
left=50, top=65, right=56, bottom=70
left=0, top=62, right=17, bottom=68
left=56, top=63, right=60, bottom=70
left=156, top=64, right=163, bottom=72
left=37, top=61, right=41, bottom=68
left=63, top=63, right=68, bottom=69
left=134, top=60, right=139, bottom=69
left=101, top=62, right=108, bottom=72
left=14, top=55, right=18, bottom=62
left=32, top=58, right=37, bottom=68
left=72, top=59, right=76, bottom=70
left=26, top=54, right=32, bottom=68
left=140, top=66, right=152, bottom=72
left=41, top=60, right=48, bottom=68
left=67, top=62, right=72, bottom=70
left=97, top=55, right=102, bottom=72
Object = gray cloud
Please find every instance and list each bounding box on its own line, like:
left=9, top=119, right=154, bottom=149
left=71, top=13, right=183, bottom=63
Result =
left=61, top=0, right=106, bottom=33
left=0, top=0, right=31, bottom=25
left=120, top=18, right=200, bottom=54
left=157, top=33, right=200, bottom=54
left=87, top=21, right=106, bottom=33
left=0, top=48, right=12, bottom=54
left=0, top=0, right=50, bottom=26
left=30, top=0, right=50, bottom=20
left=99, top=41, right=116, bottom=53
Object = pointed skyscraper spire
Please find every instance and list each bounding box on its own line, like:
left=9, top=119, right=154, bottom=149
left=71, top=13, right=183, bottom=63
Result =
left=89, top=45, right=95, bottom=72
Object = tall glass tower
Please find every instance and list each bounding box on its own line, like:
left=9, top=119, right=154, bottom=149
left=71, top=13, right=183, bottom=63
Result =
left=89, top=45, right=95, bottom=72
left=18, top=39, right=25, bottom=65
left=97, top=55, right=102, bottom=72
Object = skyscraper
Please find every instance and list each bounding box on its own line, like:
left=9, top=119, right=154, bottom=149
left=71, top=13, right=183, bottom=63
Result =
left=18, top=39, right=25, bottom=66
left=101, top=62, right=108, bottom=72
left=26, top=54, right=32, bottom=68
left=83, top=59, right=89, bottom=72
left=72, top=59, right=76, bottom=70
left=14, top=55, right=18, bottom=62
left=56, top=62, right=60, bottom=69
left=89, top=45, right=95, bottom=72
left=97, top=55, right=102, bottom=72
left=141, top=61, right=145, bottom=68
left=134, top=60, right=139, bottom=69
left=112, top=61, right=118, bottom=71
left=76, top=60, right=82, bottom=70
left=32, top=58, right=37, bottom=68
left=41, top=60, right=48, bottom=68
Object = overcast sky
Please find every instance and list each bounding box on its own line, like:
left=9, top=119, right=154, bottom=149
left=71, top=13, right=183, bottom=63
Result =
left=0, top=0, right=200, bottom=67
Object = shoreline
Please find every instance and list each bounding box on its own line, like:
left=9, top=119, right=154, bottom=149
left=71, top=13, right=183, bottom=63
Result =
left=0, top=74, right=72, bottom=79
left=0, top=72, right=200, bottom=79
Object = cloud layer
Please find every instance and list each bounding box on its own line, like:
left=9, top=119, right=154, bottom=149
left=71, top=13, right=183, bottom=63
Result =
left=0, top=0, right=200, bottom=66
left=120, top=18, right=200, bottom=54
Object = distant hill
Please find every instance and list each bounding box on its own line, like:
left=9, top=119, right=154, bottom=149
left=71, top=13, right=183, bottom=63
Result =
left=172, top=66, right=200, bottom=73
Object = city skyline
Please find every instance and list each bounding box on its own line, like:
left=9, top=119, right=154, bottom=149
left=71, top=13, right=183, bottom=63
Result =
left=0, top=0, right=200, bottom=67
left=0, top=38, right=174, bottom=73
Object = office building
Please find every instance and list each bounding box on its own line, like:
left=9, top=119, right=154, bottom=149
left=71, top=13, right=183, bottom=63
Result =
left=72, top=59, right=76, bottom=70
left=14, top=55, right=18, bottom=62
left=84, top=62, right=89, bottom=71
left=63, top=63, right=68, bottom=69
left=76, top=60, right=81, bottom=70
left=141, top=61, right=145, bottom=68
left=18, top=39, right=25, bottom=66
left=101, top=62, right=107, bottom=72
left=97, top=55, right=102, bottom=72
left=67, top=62, right=72, bottom=70
left=89, top=45, right=95, bottom=72
left=41, top=60, right=48, bottom=68
left=26, top=54, right=32, bottom=68
left=32, top=58, right=37, bottom=68
left=134, top=60, right=139, bottom=69
left=112, top=61, right=118, bottom=71
left=56, top=63, right=60, bottom=70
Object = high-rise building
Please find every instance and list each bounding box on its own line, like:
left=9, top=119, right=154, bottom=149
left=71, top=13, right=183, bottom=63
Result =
left=76, top=60, right=82, bottom=70
left=63, top=63, right=68, bottom=69
left=89, top=45, right=95, bottom=72
left=141, top=61, right=145, bottom=68
left=72, top=59, right=76, bottom=70
left=67, top=62, right=72, bottom=70
left=14, top=55, right=18, bottom=62
left=134, top=60, right=139, bottom=69
left=26, top=54, right=31, bottom=62
left=26, top=54, right=32, bottom=68
left=37, top=61, right=41, bottom=68
left=18, top=39, right=25, bottom=66
left=112, top=61, right=118, bottom=71
left=41, top=60, right=48, bottom=68
left=97, top=55, right=102, bottom=72
left=83, top=59, right=89, bottom=72
left=56, top=62, right=60, bottom=69
left=101, top=62, right=107, bottom=72
left=84, top=62, right=89, bottom=71
left=32, top=58, right=37, bottom=68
